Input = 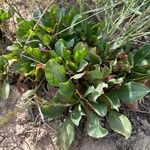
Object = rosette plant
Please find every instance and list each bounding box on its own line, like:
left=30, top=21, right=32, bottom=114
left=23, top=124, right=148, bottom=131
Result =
left=0, top=8, right=13, bottom=100
left=1, top=4, right=150, bottom=150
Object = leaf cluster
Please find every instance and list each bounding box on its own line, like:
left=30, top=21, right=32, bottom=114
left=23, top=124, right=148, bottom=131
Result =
left=0, top=4, right=150, bottom=150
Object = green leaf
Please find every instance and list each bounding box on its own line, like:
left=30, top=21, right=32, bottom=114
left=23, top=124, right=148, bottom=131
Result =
left=62, top=6, right=78, bottom=27
left=65, top=61, right=77, bottom=71
left=0, top=57, right=8, bottom=73
left=90, top=102, right=107, bottom=117
left=108, top=110, right=132, bottom=139
left=107, top=93, right=121, bottom=109
left=0, top=9, right=12, bottom=22
left=6, top=42, right=22, bottom=59
left=87, top=110, right=108, bottom=138
left=101, top=66, right=112, bottom=78
left=57, top=118, right=75, bottom=150
left=66, top=39, right=74, bottom=48
left=55, top=39, right=71, bottom=61
left=41, top=103, right=68, bottom=118
left=108, top=77, right=124, bottom=85
left=85, top=82, right=108, bottom=102
left=74, top=42, right=88, bottom=63
left=74, top=42, right=88, bottom=51
left=52, top=90, right=77, bottom=104
left=71, top=104, right=83, bottom=126
left=133, top=44, right=150, bottom=78
left=90, top=22, right=104, bottom=36
left=74, top=49, right=88, bottom=63
left=57, top=7, right=65, bottom=23
left=55, top=39, right=66, bottom=58
left=88, top=35, right=99, bottom=46
left=131, top=71, right=150, bottom=81
left=42, top=34, right=52, bottom=46
left=17, top=20, right=35, bottom=38
left=69, top=14, right=82, bottom=34
left=71, top=72, right=85, bottom=79
left=134, top=44, right=150, bottom=67
left=88, top=48, right=101, bottom=65
left=26, top=47, right=42, bottom=61
left=45, top=59, right=67, bottom=86
left=7, top=42, right=22, bottom=52
left=14, top=59, right=34, bottom=75
left=59, top=80, right=75, bottom=97
left=77, top=59, right=88, bottom=72
left=88, top=65, right=102, bottom=81
left=63, top=50, right=71, bottom=61
left=42, top=4, right=61, bottom=27
left=128, top=52, right=134, bottom=67
left=100, top=94, right=120, bottom=110
left=0, top=81, right=10, bottom=100
left=116, top=82, right=150, bottom=103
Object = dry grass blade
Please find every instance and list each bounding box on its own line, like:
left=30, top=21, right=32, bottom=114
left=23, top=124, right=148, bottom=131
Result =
left=0, top=99, right=32, bottom=127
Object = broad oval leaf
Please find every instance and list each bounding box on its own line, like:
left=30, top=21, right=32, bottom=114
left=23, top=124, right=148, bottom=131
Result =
left=74, top=49, right=88, bottom=63
left=41, top=103, right=68, bottom=118
left=74, top=42, right=88, bottom=63
left=71, top=104, right=83, bottom=126
left=90, top=102, right=107, bottom=117
left=74, top=42, right=88, bottom=51
left=85, top=82, right=108, bottom=102
left=99, top=94, right=120, bottom=111
left=77, top=59, right=88, bottom=72
left=116, top=82, right=150, bottom=103
left=26, top=47, right=42, bottom=61
left=17, top=20, right=35, bottom=38
left=59, top=80, right=75, bottom=97
left=55, top=39, right=66, bottom=58
left=108, top=110, right=132, bottom=139
left=88, top=65, right=102, bottom=81
left=45, top=59, right=67, bottom=86
left=57, top=118, right=75, bottom=150
left=87, top=110, right=108, bottom=138
left=52, top=90, right=77, bottom=104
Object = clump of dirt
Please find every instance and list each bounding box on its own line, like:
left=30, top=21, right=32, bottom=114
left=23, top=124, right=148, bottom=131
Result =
left=0, top=87, right=150, bottom=150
